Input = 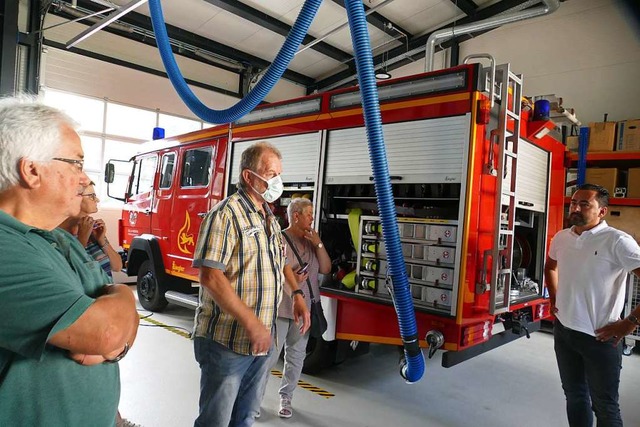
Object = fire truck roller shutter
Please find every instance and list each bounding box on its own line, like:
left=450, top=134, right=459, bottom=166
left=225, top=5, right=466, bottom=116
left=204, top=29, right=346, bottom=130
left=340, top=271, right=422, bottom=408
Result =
left=229, top=133, right=321, bottom=187
left=324, top=116, right=469, bottom=185
left=515, top=139, right=550, bottom=213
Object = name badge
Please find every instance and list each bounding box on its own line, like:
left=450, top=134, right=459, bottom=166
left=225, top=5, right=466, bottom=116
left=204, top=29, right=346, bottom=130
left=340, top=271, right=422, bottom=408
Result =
left=243, top=226, right=261, bottom=237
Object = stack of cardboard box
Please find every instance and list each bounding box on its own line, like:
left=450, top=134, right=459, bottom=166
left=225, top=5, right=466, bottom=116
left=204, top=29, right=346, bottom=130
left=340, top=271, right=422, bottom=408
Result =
left=576, top=119, right=640, bottom=198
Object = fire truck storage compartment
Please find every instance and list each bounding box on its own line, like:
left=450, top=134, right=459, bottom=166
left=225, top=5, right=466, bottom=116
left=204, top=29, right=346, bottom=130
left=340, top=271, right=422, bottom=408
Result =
left=320, top=115, right=469, bottom=316
left=229, top=132, right=322, bottom=223
left=511, top=139, right=550, bottom=304
left=229, top=133, right=321, bottom=188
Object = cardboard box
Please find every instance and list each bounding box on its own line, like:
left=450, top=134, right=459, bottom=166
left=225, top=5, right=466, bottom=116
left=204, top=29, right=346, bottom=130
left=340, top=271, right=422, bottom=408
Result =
left=585, top=168, right=618, bottom=195
left=628, top=168, right=640, bottom=199
left=616, top=119, right=640, bottom=152
left=606, top=206, right=640, bottom=243
left=566, top=135, right=579, bottom=151
left=588, top=122, right=616, bottom=152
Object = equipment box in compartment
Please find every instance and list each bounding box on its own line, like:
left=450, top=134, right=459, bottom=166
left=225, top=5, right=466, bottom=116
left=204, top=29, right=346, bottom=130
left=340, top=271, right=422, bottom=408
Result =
left=424, top=286, right=452, bottom=308
left=424, top=266, right=454, bottom=286
left=426, top=246, right=456, bottom=264
left=428, top=225, right=457, bottom=243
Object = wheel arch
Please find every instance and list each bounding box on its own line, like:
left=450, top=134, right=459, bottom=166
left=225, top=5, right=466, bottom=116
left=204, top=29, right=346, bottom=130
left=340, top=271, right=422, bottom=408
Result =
left=127, top=234, right=165, bottom=278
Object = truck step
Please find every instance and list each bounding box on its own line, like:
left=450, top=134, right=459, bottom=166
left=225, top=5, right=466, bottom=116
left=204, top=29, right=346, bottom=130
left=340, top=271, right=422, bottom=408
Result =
left=165, top=291, right=199, bottom=309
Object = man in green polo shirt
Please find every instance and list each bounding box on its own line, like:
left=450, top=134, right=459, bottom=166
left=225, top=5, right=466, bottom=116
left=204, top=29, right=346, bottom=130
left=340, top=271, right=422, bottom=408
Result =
left=0, top=97, right=139, bottom=427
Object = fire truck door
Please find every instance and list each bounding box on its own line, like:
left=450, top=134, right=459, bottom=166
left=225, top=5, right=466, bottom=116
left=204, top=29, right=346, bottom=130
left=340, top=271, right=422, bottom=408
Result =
left=166, top=142, right=218, bottom=276
left=123, top=154, right=158, bottom=238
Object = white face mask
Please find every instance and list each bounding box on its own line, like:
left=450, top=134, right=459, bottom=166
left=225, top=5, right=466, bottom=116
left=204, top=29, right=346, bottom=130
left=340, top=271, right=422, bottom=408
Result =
left=248, top=170, right=284, bottom=203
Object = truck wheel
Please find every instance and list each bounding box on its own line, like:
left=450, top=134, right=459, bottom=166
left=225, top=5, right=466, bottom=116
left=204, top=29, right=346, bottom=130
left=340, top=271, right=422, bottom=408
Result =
left=137, top=260, right=168, bottom=312
left=302, top=336, right=333, bottom=374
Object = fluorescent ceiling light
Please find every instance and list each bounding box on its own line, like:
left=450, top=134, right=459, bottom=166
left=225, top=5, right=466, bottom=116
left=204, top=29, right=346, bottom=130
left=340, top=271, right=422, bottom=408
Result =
left=66, top=0, right=148, bottom=48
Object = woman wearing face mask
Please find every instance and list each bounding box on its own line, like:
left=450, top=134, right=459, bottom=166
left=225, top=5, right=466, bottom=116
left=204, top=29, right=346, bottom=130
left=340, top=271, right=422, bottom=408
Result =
left=59, top=181, right=123, bottom=277
left=269, top=197, right=331, bottom=418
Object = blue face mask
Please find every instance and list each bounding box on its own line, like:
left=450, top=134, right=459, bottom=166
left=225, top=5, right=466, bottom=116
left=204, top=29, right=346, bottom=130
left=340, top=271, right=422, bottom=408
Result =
left=249, top=170, right=284, bottom=203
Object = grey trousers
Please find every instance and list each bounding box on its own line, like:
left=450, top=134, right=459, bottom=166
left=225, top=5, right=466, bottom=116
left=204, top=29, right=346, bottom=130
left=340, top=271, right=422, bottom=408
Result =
left=271, top=317, right=310, bottom=400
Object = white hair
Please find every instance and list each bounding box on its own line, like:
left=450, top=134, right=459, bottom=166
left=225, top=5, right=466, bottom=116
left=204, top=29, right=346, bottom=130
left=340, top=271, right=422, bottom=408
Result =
left=0, top=95, right=78, bottom=192
left=287, top=197, right=312, bottom=223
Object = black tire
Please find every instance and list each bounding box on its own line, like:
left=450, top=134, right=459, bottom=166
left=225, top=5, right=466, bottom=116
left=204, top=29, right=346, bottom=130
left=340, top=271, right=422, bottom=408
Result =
left=302, top=336, right=333, bottom=374
left=136, top=260, right=168, bottom=312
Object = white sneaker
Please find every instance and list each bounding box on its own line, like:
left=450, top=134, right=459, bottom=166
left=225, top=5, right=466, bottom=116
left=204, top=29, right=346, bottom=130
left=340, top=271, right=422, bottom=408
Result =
left=278, top=396, right=292, bottom=418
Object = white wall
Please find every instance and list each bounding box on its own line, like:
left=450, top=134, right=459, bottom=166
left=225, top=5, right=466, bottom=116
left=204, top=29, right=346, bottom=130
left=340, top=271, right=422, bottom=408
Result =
left=392, top=0, right=640, bottom=125
left=39, top=14, right=307, bottom=119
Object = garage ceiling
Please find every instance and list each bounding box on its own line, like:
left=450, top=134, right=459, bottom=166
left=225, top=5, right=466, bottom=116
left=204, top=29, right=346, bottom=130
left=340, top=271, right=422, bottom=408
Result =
left=46, top=0, right=540, bottom=94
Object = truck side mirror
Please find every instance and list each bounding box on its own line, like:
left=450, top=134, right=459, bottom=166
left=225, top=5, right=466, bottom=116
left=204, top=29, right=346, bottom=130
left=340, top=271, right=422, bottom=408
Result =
left=105, top=162, right=115, bottom=183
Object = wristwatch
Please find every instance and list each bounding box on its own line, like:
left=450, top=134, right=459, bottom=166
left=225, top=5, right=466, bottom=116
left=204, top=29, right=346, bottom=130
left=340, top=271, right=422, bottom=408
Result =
left=291, top=289, right=305, bottom=299
left=104, top=342, right=130, bottom=364
left=316, top=242, right=323, bottom=249
left=627, top=314, right=640, bottom=326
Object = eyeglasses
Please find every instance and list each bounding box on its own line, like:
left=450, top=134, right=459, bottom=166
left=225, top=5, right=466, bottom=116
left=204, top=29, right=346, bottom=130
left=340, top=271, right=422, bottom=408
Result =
left=52, top=157, right=84, bottom=172
left=82, top=193, right=98, bottom=201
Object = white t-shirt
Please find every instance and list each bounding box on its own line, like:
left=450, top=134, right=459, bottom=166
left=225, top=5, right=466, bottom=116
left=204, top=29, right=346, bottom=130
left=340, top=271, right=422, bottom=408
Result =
left=548, top=221, right=640, bottom=336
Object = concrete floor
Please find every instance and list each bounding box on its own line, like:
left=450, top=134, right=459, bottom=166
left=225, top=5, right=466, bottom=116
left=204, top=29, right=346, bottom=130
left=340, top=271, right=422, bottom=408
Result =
left=118, top=289, right=640, bottom=427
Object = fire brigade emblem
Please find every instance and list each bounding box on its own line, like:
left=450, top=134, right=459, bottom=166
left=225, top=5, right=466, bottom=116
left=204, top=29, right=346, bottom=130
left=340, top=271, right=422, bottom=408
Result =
left=178, top=211, right=195, bottom=254
left=129, top=211, right=137, bottom=225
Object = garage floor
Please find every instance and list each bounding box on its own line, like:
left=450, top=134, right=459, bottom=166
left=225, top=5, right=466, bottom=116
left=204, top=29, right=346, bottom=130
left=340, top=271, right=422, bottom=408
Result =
left=118, top=285, right=640, bottom=427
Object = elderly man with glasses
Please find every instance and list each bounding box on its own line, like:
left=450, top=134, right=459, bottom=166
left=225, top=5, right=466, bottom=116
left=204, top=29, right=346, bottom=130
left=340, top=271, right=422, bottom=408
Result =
left=0, top=96, right=139, bottom=427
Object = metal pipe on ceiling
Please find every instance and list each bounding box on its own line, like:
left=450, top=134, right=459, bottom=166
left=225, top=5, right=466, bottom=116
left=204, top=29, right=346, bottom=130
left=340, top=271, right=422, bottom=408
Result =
left=55, top=2, right=132, bottom=33
left=295, top=0, right=397, bottom=56
left=424, top=0, right=560, bottom=72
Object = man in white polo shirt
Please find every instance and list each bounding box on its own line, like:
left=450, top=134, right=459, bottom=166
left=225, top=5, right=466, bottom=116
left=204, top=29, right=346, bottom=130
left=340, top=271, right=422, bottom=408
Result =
left=545, top=183, right=640, bottom=427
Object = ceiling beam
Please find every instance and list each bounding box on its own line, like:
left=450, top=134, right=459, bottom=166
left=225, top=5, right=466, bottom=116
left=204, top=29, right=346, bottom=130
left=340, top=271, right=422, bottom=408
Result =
left=311, top=0, right=530, bottom=91
left=449, top=0, right=479, bottom=17
left=202, top=0, right=353, bottom=63
left=330, top=0, right=412, bottom=38
left=54, top=0, right=314, bottom=87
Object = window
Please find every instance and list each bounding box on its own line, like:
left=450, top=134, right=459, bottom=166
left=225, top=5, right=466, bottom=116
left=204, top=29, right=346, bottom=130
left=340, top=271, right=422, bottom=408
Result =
left=80, top=135, right=104, bottom=172
left=159, top=153, right=176, bottom=189
left=43, top=90, right=105, bottom=133
left=181, top=147, right=212, bottom=188
left=159, top=114, right=201, bottom=137
left=106, top=103, right=157, bottom=140
left=130, top=155, right=158, bottom=197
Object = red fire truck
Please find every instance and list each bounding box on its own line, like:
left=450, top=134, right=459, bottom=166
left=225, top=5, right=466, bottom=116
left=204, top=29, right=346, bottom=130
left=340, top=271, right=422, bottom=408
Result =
left=106, top=60, right=566, bottom=370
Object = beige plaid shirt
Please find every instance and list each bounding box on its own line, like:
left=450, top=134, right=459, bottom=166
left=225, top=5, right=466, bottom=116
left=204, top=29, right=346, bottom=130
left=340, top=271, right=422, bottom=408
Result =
left=192, top=188, right=285, bottom=355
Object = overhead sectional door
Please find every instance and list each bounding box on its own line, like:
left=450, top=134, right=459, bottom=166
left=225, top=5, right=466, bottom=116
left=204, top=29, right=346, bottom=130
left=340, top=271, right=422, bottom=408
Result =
left=229, top=132, right=321, bottom=185
left=324, top=115, right=470, bottom=185
left=515, top=139, right=550, bottom=213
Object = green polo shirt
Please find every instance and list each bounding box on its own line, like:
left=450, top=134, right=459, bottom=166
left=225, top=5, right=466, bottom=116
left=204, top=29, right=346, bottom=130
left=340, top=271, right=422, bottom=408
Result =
left=0, top=211, right=119, bottom=427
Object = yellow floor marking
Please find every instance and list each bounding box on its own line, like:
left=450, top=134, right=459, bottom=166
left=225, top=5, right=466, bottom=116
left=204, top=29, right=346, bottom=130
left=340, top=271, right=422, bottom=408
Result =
left=138, top=316, right=335, bottom=398
left=270, top=369, right=335, bottom=399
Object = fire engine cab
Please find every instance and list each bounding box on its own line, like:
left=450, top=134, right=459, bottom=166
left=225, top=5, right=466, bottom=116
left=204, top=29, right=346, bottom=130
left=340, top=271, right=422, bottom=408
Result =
left=106, top=59, right=566, bottom=371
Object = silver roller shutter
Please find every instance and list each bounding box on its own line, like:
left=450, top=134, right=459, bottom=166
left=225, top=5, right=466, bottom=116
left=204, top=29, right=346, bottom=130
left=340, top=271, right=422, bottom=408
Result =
left=230, top=132, right=321, bottom=185
left=324, top=115, right=469, bottom=185
left=516, top=139, right=550, bottom=213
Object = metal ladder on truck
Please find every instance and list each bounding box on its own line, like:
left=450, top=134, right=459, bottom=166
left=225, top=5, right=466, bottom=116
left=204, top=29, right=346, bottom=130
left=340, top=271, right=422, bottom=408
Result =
left=489, top=64, right=523, bottom=315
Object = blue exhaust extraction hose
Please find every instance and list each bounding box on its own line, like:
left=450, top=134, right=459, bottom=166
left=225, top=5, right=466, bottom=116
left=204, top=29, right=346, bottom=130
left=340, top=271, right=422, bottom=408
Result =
left=344, top=0, right=425, bottom=383
left=149, top=0, right=424, bottom=382
left=148, top=0, right=322, bottom=124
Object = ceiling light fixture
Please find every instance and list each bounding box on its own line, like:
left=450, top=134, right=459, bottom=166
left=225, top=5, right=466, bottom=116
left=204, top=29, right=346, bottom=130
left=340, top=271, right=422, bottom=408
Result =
left=376, top=50, right=392, bottom=80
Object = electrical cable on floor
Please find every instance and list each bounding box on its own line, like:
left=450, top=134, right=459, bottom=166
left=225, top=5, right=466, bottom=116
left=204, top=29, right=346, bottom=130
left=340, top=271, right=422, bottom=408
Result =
left=136, top=310, right=193, bottom=338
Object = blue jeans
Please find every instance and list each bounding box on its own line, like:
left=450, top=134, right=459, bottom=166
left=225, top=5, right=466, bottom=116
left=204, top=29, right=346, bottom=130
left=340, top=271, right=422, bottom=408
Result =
left=193, top=337, right=273, bottom=427
left=554, top=320, right=623, bottom=427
